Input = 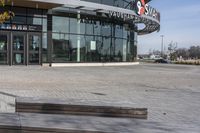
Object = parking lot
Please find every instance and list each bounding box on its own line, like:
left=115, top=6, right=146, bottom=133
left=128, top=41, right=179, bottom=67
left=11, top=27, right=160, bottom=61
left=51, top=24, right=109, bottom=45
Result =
left=0, top=63, right=200, bottom=132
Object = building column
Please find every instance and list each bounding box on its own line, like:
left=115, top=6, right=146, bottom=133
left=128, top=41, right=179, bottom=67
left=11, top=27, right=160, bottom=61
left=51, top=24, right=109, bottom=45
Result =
left=77, top=11, right=81, bottom=62
left=47, top=13, right=53, bottom=66
left=123, top=39, right=127, bottom=62
left=123, top=24, right=128, bottom=62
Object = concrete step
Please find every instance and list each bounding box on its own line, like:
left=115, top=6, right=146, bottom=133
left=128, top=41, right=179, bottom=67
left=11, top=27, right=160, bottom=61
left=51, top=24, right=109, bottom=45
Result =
left=0, top=113, right=152, bottom=133
left=16, top=97, right=147, bottom=119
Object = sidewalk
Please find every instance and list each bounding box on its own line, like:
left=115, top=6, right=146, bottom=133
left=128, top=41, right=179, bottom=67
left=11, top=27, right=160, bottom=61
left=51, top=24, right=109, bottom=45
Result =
left=0, top=64, right=200, bottom=132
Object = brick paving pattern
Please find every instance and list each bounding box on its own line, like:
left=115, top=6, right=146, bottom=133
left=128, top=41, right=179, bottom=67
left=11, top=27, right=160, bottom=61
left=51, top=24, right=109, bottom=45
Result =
left=0, top=63, right=200, bottom=132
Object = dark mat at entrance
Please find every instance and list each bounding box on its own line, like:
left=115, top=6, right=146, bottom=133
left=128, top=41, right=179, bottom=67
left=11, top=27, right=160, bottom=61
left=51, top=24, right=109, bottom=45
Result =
left=16, top=97, right=147, bottom=119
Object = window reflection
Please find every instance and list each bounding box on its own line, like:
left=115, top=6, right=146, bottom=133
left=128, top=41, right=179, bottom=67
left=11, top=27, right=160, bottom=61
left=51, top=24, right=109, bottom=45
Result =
left=27, top=17, right=42, bottom=25
left=101, top=37, right=111, bottom=62
left=13, top=35, right=24, bottom=65
left=53, top=16, right=69, bottom=33
left=102, top=22, right=111, bottom=37
left=0, top=35, right=7, bottom=51
left=52, top=33, right=70, bottom=62
left=85, top=22, right=94, bottom=35
left=114, top=38, right=123, bottom=62
left=70, top=17, right=78, bottom=33
left=0, top=35, right=7, bottom=64
left=114, top=24, right=123, bottom=38
left=1, top=6, right=137, bottom=64
left=13, top=36, right=24, bottom=51
left=29, top=35, right=40, bottom=51
left=0, top=53, right=7, bottom=64
left=94, top=21, right=101, bottom=35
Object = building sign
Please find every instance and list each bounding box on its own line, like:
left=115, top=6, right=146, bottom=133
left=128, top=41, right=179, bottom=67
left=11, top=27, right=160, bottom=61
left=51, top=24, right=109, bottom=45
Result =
left=135, top=0, right=146, bottom=16
left=0, top=24, right=42, bottom=31
left=90, top=41, right=96, bottom=51
left=135, top=0, right=160, bottom=19
left=28, top=25, right=42, bottom=31
left=109, top=0, right=160, bottom=22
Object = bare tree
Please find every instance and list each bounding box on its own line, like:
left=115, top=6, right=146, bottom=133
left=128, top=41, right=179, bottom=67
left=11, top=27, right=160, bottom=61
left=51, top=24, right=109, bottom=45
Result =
left=168, top=41, right=178, bottom=60
left=189, top=46, right=200, bottom=59
left=175, top=48, right=190, bottom=60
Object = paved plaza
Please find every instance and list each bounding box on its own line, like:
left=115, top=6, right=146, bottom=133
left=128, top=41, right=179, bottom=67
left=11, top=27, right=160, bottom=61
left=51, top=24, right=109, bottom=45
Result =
left=0, top=63, right=200, bottom=132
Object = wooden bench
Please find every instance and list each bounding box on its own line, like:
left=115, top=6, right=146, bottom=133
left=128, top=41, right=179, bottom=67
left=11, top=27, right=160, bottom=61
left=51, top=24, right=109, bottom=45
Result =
left=16, top=97, right=147, bottom=119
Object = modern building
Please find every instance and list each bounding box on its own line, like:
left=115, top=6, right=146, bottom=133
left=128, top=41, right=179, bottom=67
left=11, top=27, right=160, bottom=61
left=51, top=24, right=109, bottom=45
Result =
left=0, top=0, right=160, bottom=66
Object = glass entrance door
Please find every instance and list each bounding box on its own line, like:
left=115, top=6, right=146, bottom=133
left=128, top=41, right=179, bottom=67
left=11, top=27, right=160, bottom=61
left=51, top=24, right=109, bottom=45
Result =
left=28, top=33, right=41, bottom=65
left=0, top=32, right=42, bottom=66
left=12, top=33, right=25, bottom=65
left=0, top=32, right=9, bottom=64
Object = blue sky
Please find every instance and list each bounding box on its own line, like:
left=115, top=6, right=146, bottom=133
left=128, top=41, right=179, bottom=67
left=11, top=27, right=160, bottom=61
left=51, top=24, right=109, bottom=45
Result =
left=138, top=0, right=200, bottom=54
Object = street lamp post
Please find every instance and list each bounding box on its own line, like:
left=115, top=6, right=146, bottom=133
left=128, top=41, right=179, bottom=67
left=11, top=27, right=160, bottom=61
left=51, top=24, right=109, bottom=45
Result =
left=160, top=35, right=164, bottom=58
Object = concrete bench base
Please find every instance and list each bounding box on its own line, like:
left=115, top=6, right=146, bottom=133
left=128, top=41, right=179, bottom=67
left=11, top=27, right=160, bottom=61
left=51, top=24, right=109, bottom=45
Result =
left=0, top=113, right=140, bottom=133
left=48, top=62, right=140, bottom=67
left=0, top=113, right=154, bottom=133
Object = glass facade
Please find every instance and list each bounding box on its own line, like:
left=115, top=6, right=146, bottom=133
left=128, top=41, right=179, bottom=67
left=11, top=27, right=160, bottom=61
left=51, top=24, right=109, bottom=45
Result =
left=51, top=13, right=137, bottom=63
left=0, top=2, right=138, bottom=65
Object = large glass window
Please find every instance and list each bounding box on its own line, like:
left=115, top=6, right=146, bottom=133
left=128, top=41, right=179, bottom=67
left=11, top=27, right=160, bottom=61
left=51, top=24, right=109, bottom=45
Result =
left=52, top=33, right=70, bottom=62
left=80, top=19, right=85, bottom=34
left=85, top=36, right=93, bottom=62
left=128, top=41, right=135, bottom=62
left=102, top=22, right=111, bottom=37
left=0, top=53, right=7, bottom=64
left=113, top=39, right=123, bottom=62
left=101, top=37, right=111, bottom=62
left=0, top=35, right=7, bottom=51
left=123, top=24, right=130, bottom=39
left=85, top=21, right=94, bottom=35
left=42, top=18, right=47, bottom=32
left=0, top=6, right=137, bottom=63
left=12, top=34, right=25, bottom=65
left=0, top=35, right=8, bottom=64
left=114, top=24, right=123, bottom=38
left=27, top=17, right=42, bottom=25
left=70, top=17, right=78, bottom=33
left=69, top=35, right=78, bottom=62
left=12, top=16, right=27, bottom=24
left=94, top=21, right=101, bottom=35
left=79, top=35, right=86, bottom=62
left=68, top=35, right=86, bottom=62
left=29, top=34, right=41, bottom=64
left=93, top=36, right=102, bottom=62
left=53, top=16, right=69, bottom=33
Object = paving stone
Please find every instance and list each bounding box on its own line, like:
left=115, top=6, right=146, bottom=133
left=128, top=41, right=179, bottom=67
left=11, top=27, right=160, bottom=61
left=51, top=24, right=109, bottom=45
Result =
left=1, top=113, right=199, bottom=133
left=0, top=64, right=200, bottom=132
left=0, top=113, right=21, bottom=133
